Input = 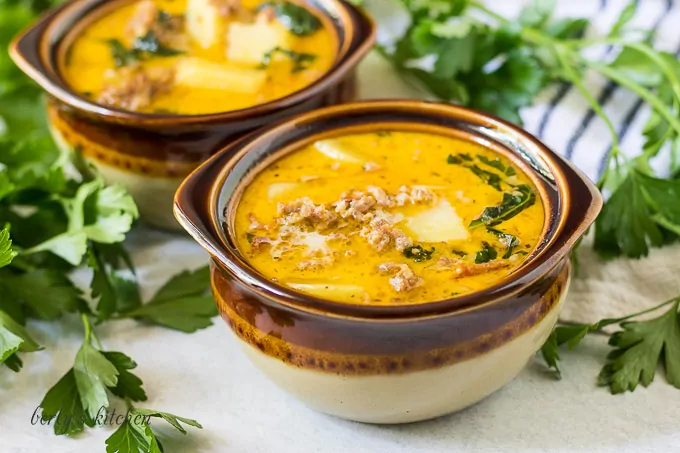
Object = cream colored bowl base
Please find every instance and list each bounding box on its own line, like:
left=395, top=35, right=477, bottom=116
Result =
left=238, top=286, right=567, bottom=424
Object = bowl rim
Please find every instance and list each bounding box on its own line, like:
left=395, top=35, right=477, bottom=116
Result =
left=9, top=0, right=375, bottom=127
left=174, top=100, right=602, bottom=320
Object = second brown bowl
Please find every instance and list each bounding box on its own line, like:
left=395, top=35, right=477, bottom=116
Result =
left=10, top=0, right=375, bottom=230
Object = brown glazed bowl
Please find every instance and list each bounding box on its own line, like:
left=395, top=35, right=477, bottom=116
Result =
left=10, top=0, right=374, bottom=231
left=174, top=101, right=602, bottom=424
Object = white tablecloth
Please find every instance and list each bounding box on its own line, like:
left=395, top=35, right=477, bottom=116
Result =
left=3, top=8, right=680, bottom=450
left=2, top=227, right=679, bottom=453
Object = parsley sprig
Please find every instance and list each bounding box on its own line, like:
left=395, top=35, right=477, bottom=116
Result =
left=541, top=297, right=680, bottom=393
left=0, top=228, right=15, bottom=267
left=0, top=2, right=214, bottom=449
left=38, top=314, right=203, bottom=446
left=116, top=265, right=218, bottom=333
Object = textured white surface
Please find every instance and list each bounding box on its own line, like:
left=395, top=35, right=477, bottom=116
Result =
left=1, top=226, right=679, bottom=452
left=4, top=2, right=680, bottom=448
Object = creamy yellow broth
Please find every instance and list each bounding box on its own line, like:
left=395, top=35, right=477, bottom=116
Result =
left=62, top=0, right=336, bottom=114
left=234, top=130, right=545, bottom=305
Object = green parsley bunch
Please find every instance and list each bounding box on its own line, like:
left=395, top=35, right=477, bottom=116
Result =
left=0, top=1, right=217, bottom=450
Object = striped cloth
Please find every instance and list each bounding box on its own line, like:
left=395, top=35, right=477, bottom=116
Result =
left=358, top=0, right=680, bottom=324
left=521, top=0, right=678, bottom=182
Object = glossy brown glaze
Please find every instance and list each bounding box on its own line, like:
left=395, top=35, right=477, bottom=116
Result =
left=174, top=100, right=601, bottom=375
left=213, top=260, right=570, bottom=375
left=46, top=73, right=358, bottom=178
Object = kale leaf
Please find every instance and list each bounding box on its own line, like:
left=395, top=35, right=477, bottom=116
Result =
left=403, top=244, right=435, bottom=262
left=469, top=185, right=536, bottom=229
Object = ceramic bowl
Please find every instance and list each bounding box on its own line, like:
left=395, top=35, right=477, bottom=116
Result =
left=10, top=0, right=374, bottom=230
left=174, top=101, right=602, bottom=424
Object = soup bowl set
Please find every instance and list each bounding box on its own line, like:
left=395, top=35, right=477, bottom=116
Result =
left=11, top=0, right=602, bottom=424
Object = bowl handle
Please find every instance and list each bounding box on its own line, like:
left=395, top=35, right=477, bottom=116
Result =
left=551, top=152, right=604, bottom=255
left=9, top=4, right=68, bottom=98
left=173, top=148, right=231, bottom=258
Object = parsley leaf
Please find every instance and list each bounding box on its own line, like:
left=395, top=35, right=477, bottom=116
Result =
left=519, top=0, right=555, bottom=28
left=124, top=295, right=217, bottom=333
left=4, top=352, right=23, bottom=372
left=121, top=265, right=217, bottom=333
left=40, top=368, right=94, bottom=436
left=23, top=231, right=88, bottom=266
left=376, top=2, right=551, bottom=124
left=594, top=170, right=680, bottom=258
left=89, top=245, right=141, bottom=321
left=132, top=408, right=203, bottom=434
left=0, top=269, right=84, bottom=320
left=22, top=179, right=138, bottom=265
left=83, top=184, right=139, bottom=243
left=403, top=244, right=435, bottom=262
left=540, top=329, right=562, bottom=379
left=0, top=227, right=15, bottom=268
left=73, top=333, right=119, bottom=419
left=105, top=407, right=202, bottom=453
left=540, top=297, right=680, bottom=389
left=150, top=265, right=210, bottom=302
left=95, top=242, right=136, bottom=273
left=598, top=300, right=680, bottom=393
left=102, top=351, right=147, bottom=402
left=105, top=418, right=152, bottom=453
left=0, top=309, right=41, bottom=368
left=0, top=136, right=65, bottom=194
left=0, top=320, right=23, bottom=364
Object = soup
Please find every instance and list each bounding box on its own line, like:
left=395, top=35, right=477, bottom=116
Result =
left=62, top=0, right=337, bottom=115
left=234, top=130, right=545, bottom=305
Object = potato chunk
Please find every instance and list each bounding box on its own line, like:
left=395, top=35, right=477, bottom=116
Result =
left=404, top=199, right=468, bottom=242
left=267, top=182, right=300, bottom=201
left=226, top=21, right=292, bottom=64
left=313, top=139, right=368, bottom=164
left=186, top=0, right=227, bottom=48
left=175, top=58, right=266, bottom=93
left=287, top=282, right=366, bottom=300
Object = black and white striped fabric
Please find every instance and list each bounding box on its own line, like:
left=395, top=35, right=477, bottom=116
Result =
left=516, top=0, right=678, bottom=181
